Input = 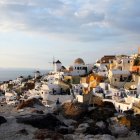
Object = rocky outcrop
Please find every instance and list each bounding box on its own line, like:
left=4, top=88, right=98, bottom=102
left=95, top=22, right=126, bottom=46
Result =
left=88, top=107, right=116, bottom=121
left=34, top=129, right=64, bottom=140
left=118, top=116, right=131, bottom=128
left=109, top=124, right=129, bottom=137
left=0, top=116, right=7, bottom=125
left=16, top=113, right=67, bottom=130
left=103, top=101, right=116, bottom=109
left=16, top=129, right=29, bottom=136
left=129, top=114, right=140, bottom=135
left=17, top=98, right=44, bottom=110
left=118, top=114, right=140, bottom=135
left=60, top=102, right=88, bottom=120
left=30, top=108, right=44, bottom=114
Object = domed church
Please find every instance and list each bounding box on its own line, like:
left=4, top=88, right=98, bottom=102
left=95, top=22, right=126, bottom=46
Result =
left=74, top=58, right=85, bottom=65
left=68, top=58, right=89, bottom=76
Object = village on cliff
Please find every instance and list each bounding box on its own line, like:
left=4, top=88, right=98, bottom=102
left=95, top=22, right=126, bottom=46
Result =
left=1, top=48, right=140, bottom=139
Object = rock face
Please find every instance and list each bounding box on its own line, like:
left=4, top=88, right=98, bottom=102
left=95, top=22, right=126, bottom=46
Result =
left=34, top=129, right=64, bottom=140
left=128, top=114, right=140, bottom=135
left=17, top=98, right=44, bottom=109
left=30, top=108, right=44, bottom=114
left=118, top=114, right=140, bottom=135
left=0, top=116, right=7, bottom=125
left=103, top=101, right=116, bottom=109
left=16, top=113, right=67, bottom=130
left=118, top=116, right=131, bottom=128
left=60, top=102, right=88, bottom=120
left=88, top=107, right=116, bottom=122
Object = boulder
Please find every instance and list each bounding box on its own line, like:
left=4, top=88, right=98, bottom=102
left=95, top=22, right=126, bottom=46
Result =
left=118, top=116, right=131, bottom=128
left=16, top=113, right=67, bottom=130
left=30, top=108, right=44, bottom=114
left=103, top=101, right=116, bottom=109
left=117, top=114, right=140, bottom=135
left=63, top=119, right=77, bottom=126
left=75, top=123, right=89, bottom=133
left=34, top=129, right=64, bottom=140
left=96, top=121, right=106, bottom=129
left=109, top=124, right=129, bottom=137
left=17, top=98, right=44, bottom=110
left=88, top=107, right=116, bottom=122
left=16, top=129, right=28, bottom=135
left=60, top=102, right=88, bottom=120
left=0, top=116, right=7, bottom=125
left=56, top=126, right=69, bottom=135
left=85, top=121, right=111, bottom=135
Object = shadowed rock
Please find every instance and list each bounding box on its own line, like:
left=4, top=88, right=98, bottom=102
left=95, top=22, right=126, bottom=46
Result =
left=0, top=116, right=7, bottom=125
left=30, top=108, right=44, bottom=114
left=16, top=129, right=28, bottom=135
left=34, top=129, right=64, bottom=140
left=16, top=113, right=67, bottom=130
left=88, top=107, right=116, bottom=122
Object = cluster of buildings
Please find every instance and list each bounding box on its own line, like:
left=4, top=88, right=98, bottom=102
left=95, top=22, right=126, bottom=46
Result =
left=1, top=49, right=140, bottom=113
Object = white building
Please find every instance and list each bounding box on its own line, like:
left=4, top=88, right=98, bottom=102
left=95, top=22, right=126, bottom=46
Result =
left=17, top=76, right=24, bottom=82
left=108, top=70, right=131, bottom=88
left=96, top=65, right=108, bottom=77
left=68, top=58, right=92, bottom=76
left=111, top=57, right=134, bottom=71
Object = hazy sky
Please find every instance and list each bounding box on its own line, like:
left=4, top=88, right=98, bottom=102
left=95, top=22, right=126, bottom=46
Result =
left=0, top=0, right=140, bottom=69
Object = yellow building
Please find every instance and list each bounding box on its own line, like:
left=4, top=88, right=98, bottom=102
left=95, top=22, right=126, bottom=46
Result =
left=81, top=73, right=103, bottom=94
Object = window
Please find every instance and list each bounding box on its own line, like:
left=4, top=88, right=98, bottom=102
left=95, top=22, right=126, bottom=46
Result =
left=120, top=75, right=123, bottom=82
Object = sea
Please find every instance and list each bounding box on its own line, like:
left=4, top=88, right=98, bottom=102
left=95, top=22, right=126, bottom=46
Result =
left=0, top=68, right=49, bottom=82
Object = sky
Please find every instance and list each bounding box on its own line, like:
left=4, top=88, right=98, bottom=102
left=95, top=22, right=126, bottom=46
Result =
left=0, top=0, right=140, bottom=69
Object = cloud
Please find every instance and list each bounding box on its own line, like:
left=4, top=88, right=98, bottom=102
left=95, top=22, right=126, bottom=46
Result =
left=0, top=0, right=139, bottom=41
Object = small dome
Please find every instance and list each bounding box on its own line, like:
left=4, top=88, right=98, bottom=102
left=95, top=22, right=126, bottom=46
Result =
left=74, top=58, right=85, bottom=65
left=69, top=66, right=73, bottom=71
